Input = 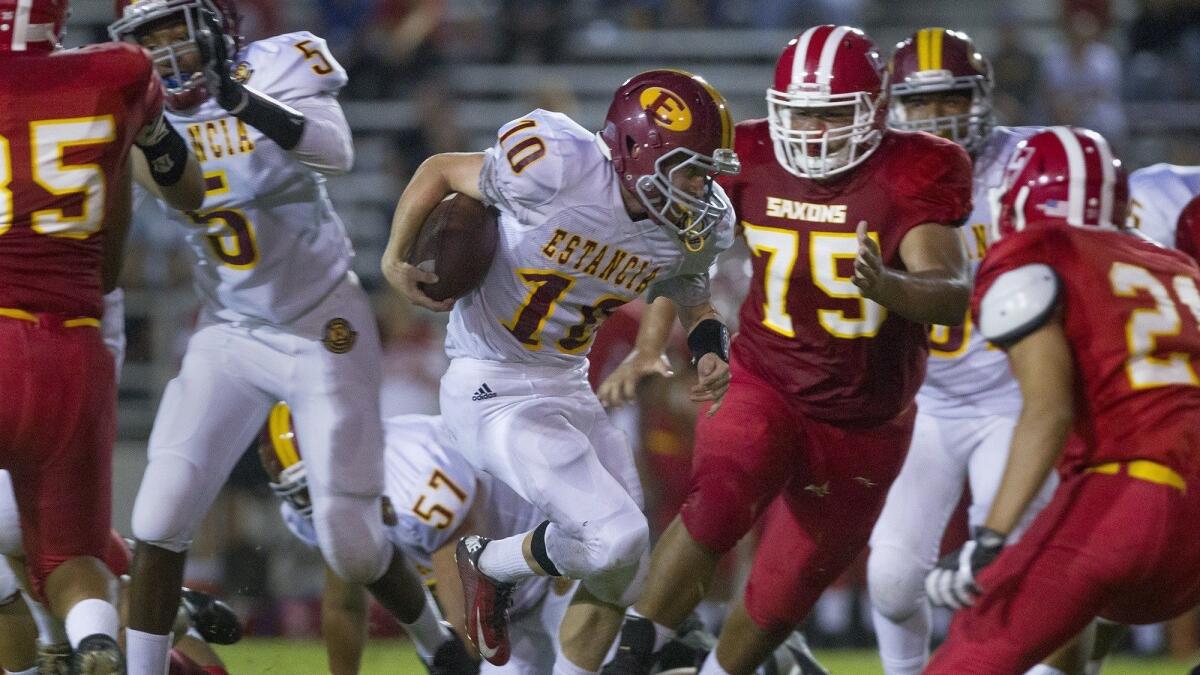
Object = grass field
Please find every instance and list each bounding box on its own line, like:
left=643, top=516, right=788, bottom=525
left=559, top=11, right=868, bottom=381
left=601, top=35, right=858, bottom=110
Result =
left=213, top=639, right=1197, bottom=674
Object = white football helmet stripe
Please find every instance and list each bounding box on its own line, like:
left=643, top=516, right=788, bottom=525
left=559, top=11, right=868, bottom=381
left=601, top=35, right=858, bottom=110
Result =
left=792, top=26, right=818, bottom=86
left=816, top=25, right=851, bottom=88
left=1050, top=126, right=1087, bottom=226
left=12, top=0, right=31, bottom=51
left=1093, top=129, right=1117, bottom=227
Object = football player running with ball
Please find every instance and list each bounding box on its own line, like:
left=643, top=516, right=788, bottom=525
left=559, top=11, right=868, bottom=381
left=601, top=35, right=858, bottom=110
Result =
left=599, top=26, right=974, bottom=675
left=107, top=2, right=452, bottom=673
left=865, top=28, right=1057, bottom=675
left=923, top=127, right=1200, bottom=673
left=383, top=70, right=740, bottom=675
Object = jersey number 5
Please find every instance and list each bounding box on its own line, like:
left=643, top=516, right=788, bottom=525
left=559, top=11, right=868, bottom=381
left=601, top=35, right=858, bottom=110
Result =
left=189, top=172, right=260, bottom=269
left=0, top=116, right=116, bottom=238
left=743, top=223, right=886, bottom=339
left=1110, top=261, right=1200, bottom=389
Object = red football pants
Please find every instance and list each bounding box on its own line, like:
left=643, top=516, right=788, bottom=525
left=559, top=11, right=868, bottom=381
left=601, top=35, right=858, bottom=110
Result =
left=926, top=467, right=1200, bottom=674
left=0, top=317, right=115, bottom=598
left=679, top=355, right=915, bottom=630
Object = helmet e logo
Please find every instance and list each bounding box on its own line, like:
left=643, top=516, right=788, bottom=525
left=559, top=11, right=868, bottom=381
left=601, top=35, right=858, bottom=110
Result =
left=640, top=87, right=692, bottom=132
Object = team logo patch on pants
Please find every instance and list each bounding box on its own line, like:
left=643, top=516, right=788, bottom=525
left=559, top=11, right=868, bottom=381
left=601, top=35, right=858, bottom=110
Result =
left=322, top=318, right=357, bottom=354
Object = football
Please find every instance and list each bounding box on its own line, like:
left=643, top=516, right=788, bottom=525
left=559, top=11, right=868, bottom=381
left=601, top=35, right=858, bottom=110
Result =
left=407, top=193, right=499, bottom=301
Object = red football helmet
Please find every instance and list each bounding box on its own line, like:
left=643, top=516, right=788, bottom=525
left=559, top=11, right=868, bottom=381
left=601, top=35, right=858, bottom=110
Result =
left=890, top=28, right=993, bottom=154
left=600, top=69, right=740, bottom=250
left=766, top=25, right=888, bottom=179
left=258, top=401, right=312, bottom=517
left=995, top=127, right=1128, bottom=240
left=109, top=0, right=243, bottom=110
left=0, top=0, right=69, bottom=54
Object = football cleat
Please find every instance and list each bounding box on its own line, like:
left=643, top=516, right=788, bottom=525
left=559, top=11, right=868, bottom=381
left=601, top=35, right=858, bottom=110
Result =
left=37, top=642, right=70, bottom=675
left=601, top=615, right=659, bottom=675
left=181, top=587, right=242, bottom=645
left=425, top=623, right=480, bottom=675
left=69, top=634, right=123, bottom=675
left=774, top=631, right=829, bottom=675
left=456, top=535, right=515, bottom=666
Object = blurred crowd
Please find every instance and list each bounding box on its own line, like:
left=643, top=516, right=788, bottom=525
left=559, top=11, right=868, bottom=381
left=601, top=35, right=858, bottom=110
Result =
left=87, top=0, right=1200, bottom=659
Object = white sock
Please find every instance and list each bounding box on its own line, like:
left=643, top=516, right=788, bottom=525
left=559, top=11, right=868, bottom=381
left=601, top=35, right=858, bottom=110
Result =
left=125, top=628, right=172, bottom=675
left=552, top=653, right=598, bottom=675
left=815, top=587, right=853, bottom=635
left=8, top=667, right=38, bottom=675
left=1024, top=666, right=1066, bottom=675
left=22, top=592, right=67, bottom=645
left=698, top=650, right=732, bottom=675
left=871, top=605, right=930, bottom=675
left=63, top=598, right=119, bottom=647
left=404, top=588, right=452, bottom=662
left=628, top=608, right=675, bottom=652
left=1085, top=660, right=1103, bottom=675
left=478, top=533, right=533, bottom=583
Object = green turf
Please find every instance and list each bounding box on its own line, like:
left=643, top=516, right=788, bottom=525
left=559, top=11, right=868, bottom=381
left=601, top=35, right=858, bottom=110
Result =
left=215, top=639, right=1196, bottom=674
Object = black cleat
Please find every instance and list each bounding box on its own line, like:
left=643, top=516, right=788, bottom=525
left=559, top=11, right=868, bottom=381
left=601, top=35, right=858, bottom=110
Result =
left=601, top=615, right=659, bottom=675
left=426, top=624, right=480, bottom=675
left=772, top=631, right=829, bottom=675
left=37, top=642, right=70, bottom=675
left=456, top=535, right=516, bottom=666
left=69, top=634, right=123, bottom=675
left=181, top=587, right=242, bottom=645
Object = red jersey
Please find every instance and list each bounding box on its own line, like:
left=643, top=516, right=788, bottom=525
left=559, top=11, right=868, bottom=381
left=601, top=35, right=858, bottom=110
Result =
left=0, top=43, right=162, bottom=318
left=719, top=122, right=972, bottom=424
left=974, top=226, right=1200, bottom=477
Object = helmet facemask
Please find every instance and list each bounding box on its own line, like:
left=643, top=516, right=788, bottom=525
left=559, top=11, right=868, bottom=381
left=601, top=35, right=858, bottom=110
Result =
left=634, top=146, right=739, bottom=251
left=269, top=461, right=313, bottom=518
left=890, top=70, right=993, bottom=155
left=766, top=87, right=885, bottom=180
left=109, top=0, right=233, bottom=109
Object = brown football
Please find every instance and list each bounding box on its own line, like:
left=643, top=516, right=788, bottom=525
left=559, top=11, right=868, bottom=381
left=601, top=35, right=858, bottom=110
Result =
left=407, top=193, right=499, bottom=301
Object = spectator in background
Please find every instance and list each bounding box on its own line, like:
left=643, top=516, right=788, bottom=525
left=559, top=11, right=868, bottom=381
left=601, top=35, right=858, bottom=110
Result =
left=318, top=0, right=444, bottom=99
left=497, top=0, right=570, bottom=62
left=991, top=14, right=1039, bottom=126
left=1039, top=7, right=1127, bottom=149
left=1128, top=0, right=1200, bottom=99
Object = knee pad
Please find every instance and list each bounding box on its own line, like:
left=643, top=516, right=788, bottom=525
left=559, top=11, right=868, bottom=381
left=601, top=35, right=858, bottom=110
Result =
left=679, top=465, right=763, bottom=554
left=584, top=544, right=649, bottom=607
left=0, top=558, right=19, bottom=604
left=867, top=544, right=927, bottom=623
left=131, top=455, right=204, bottom=553
left=311, top=492, right=390, bottom=584
left=545, top=506, right=648, bottom=579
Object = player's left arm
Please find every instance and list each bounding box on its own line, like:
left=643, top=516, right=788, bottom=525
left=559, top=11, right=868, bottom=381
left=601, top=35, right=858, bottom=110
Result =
left=852, top=219, right=970, bottom=325
left=320, top=561, right=369, bottom=675
left=983, top=316, right=1074, bottom=536
left=677, top=300, right=731, bottom=415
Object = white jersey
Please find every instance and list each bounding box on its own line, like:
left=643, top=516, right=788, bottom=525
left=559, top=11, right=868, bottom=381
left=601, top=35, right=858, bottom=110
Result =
left=917, top=126, right=1036, bottom=418
left=282, top=414, right=550, bottom=613
left=1127, top=163, right=1200, bottom=247
left=446, top=109, right=735, bottom=366
left=139, top=32, right=354, bottom=325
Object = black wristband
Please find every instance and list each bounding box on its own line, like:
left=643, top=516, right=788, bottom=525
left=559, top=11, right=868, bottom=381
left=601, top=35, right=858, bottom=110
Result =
left=137, top=122, right=190, bottom=187
left=687, top=318, right=730, bottom=365
left=530, top=520, right=562, bottom=577
left=226, top=84, right=306, bottom=150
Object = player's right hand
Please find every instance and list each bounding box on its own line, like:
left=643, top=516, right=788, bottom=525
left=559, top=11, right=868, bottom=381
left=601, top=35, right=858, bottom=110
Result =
left=383, top=259, right=454, bottom=312
left=597, top=350, right=674, bottom=408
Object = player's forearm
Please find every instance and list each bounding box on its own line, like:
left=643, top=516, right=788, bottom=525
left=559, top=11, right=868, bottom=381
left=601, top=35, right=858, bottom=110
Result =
left=983, top=406, right=1070, bottom=535
left=874, top=269, right=970, bottom=325
left=984, top=324, right=1074, bottom=535
left=132, top=117, right=205, bottom=212
left=288, top=96, right=354, bottom=175
left=384, top=153, right=483, bottom=264
left=632, top=297, right=678, bottom=357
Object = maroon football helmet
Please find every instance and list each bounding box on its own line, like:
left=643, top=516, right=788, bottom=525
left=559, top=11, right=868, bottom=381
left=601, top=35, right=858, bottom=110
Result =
left=766, top=25, right=888, bottom=179
left=600, top=69, right=740, bottom=249
left=0, top=0, right=69, bottom=54
left=995, top=127, right=1128, bottom=240
left=109, top=0, right=243, bottom=110
left=890, top=28, right=993, bottom=154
